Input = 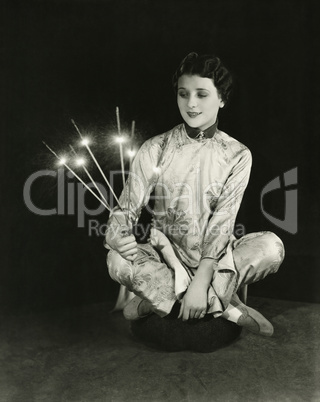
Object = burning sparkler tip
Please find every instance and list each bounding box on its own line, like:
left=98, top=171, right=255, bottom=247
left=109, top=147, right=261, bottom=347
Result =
left=127, top=150, right=136, bottom=158
left=58, top=157, right=67, bottom=165
left=75, top=157, right=85, bottom=166
left=81, top=138, right=90, bottom=146
left=116, top=136, right=125, bottom=143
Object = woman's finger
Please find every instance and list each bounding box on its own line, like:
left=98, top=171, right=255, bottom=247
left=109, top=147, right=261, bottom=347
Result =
left=182, top=306, right=191, bottom=321
left=118, top=235, right=136, bottom=246
left=125, top=253, right=137, bottom=262
left=118, top=241, right=137, bottom=253
left=121, top=247, right=138, bottom=257
left=178, top=299, right=185, bottom=319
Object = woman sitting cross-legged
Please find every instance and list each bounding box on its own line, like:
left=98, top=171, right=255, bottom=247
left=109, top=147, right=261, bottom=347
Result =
left=104, top=52, right=285, bottom=337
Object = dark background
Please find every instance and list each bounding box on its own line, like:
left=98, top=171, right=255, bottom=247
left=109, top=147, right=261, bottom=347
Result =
left=1, top=0, right=319, bottom=314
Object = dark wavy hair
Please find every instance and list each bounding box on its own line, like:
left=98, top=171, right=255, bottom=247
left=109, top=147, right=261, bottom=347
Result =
left=172, top=52, right=233, bottom=105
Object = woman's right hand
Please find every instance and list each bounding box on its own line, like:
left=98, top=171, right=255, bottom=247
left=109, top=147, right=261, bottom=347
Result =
left=105, top=226, right=138, bottom=262
left=114, top=234, right=138, bottom=261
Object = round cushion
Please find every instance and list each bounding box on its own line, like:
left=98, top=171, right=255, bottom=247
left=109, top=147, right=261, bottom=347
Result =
left=131, top=312, right=242, bottom=352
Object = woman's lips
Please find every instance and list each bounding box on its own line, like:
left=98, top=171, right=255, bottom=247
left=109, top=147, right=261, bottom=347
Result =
left=187, top=112, right=201, bottom=118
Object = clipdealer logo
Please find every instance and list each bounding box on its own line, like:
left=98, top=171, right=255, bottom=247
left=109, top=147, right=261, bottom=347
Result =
left=260, top=167, right=298, bottom=234
left=23, top=168, right=108, bottom=227
left=23, top=167, right=298, bottom=235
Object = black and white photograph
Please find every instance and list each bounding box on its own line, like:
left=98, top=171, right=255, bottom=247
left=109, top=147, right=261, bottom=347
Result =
left=1, top=0, right=319, bottom=401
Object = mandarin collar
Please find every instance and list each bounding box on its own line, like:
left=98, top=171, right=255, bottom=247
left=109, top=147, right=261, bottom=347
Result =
left=184, top=120, right=218, bottom=139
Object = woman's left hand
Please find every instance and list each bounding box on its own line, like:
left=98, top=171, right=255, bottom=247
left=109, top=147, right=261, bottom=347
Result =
left=178, top=278, right=208, bottom=321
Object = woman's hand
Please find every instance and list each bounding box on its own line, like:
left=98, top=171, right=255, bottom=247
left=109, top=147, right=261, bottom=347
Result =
left=105, top=226, right=138, bottom=261
left=178, top=258, right=216, bottom=321
left=178, top=278, right=208, bottom=321
left=114, top=234, right=138, bottom=261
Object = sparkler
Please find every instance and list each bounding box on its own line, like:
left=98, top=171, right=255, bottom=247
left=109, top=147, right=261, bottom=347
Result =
left=115, top=107, right=130, bottom=227
left=71, top=119, right=122, bottom=209
left=129, top=120, right=135, bottom=166
left=115, top=107, right=126, bottom=191
left=127, top=149, right=136, bottom=161
left=42, top=142, right=110, bottom=211
left=127, top=120, right=136, bottom=221
left=44, top=113, right=139, bottom=234
left=69, top=145, right=110, bottom=208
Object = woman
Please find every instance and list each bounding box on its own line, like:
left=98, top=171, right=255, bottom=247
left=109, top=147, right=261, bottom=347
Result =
left=105, top=52, right=284, bottom=337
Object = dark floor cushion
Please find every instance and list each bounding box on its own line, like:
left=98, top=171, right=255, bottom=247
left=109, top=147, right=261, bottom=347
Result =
left=130, top=312, right=242, bottom=352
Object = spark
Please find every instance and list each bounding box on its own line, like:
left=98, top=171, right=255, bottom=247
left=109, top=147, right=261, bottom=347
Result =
left=81, top=138, right=90, bottom=146
left=71, top=119, right=122, bottom=209
left=42, top=141, right=110, bottom=211
left=127, top=149, right=136, bottom=158
left=58, top=157, right=68, bottom=166
left=69, top=144, right=110, bottom=209
left=75, top=157, right=86, bottom=166
left=115, top=136, right=125, bottom=144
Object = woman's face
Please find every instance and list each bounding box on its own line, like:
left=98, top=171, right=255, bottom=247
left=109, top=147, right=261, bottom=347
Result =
left=177, top=74, right=224, bottom=131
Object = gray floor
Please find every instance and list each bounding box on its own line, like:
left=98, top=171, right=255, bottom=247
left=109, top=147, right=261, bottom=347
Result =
left=1, top=297, right=319, bottom=402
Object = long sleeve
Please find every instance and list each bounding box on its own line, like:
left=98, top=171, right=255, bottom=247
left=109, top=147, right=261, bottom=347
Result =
left=105, top=134, right=166, bottom=243
left=201, top=148, right=252, bottom=262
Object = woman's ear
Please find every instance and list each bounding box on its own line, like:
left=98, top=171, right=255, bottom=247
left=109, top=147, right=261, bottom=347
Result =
left=218, top=94, right=225, bottom=108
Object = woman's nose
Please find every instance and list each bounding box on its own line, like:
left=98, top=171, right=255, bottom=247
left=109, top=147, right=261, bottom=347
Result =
left=187, top=95, right=197, bottom=108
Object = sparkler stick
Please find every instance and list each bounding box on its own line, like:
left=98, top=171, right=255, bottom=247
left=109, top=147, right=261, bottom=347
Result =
left=42, top=141, right=110, bottom=211
left=69, top=145, right=110, bottom=208
left=71, top=119, right=122, bottom=209
left=116, top=107, right=126, bottom=191
left=127, top=120, right=136, bottom=222
left=115, top=107, right=128, bottom=226
left=130, top=120, right=135, bottom=161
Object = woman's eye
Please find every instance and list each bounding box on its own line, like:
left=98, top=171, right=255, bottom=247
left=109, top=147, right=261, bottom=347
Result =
left=197, top=93, right=208, bottom=98
left=178, top=92, right=188, bottom=98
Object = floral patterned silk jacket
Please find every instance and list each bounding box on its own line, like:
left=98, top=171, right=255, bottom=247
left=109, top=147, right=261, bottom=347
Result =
left=109, top=123, right=252, bottom=274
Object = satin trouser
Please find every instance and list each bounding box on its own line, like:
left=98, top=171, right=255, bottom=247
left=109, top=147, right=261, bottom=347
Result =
left=107, top=231, right=285, bottom=317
